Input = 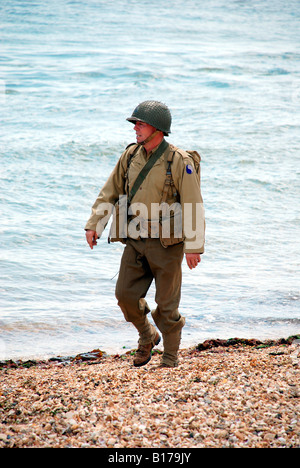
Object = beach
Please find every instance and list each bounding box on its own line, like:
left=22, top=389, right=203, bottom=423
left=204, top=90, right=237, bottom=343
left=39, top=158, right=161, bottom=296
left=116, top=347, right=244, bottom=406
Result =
left=1, top=2, right=299, bottom=452
left=1, top=337, right=299, bottom=449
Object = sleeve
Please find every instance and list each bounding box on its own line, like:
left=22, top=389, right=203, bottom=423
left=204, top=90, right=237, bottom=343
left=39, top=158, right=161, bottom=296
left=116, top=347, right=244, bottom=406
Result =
left=173, top=151, right=205, bottom=254
left=84, top=150, right=128, bottom=235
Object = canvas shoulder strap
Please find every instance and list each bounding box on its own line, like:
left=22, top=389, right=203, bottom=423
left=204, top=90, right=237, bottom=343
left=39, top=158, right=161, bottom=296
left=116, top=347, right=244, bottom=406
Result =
left=127, top=139, right=169, bottom=204
left=161, top=147, right=176, bottom=203
left=160, top=145, right=201, bottom=204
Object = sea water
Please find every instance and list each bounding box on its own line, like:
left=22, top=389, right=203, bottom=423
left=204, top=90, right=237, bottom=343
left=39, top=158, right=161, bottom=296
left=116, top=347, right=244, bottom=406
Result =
left=1, top=0, right=299, bottom=360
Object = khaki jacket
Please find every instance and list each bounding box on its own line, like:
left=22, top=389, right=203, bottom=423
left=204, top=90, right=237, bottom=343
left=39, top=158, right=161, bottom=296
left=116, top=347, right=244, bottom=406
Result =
left=85, top=140, right=205, bottom=253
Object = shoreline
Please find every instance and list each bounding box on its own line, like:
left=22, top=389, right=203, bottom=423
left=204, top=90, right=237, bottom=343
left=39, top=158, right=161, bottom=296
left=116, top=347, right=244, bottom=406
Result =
left=1, top=335, right=299, bottom=448
left=1, top=335, right=299, bottom=370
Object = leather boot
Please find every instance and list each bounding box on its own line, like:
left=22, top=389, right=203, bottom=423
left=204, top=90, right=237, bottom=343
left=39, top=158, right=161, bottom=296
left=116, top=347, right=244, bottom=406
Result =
left=133, top=330, right=161, bottom=367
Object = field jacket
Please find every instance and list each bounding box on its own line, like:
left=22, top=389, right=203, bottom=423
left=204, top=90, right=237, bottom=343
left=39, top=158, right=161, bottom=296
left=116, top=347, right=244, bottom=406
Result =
left=85, top=140, right=205, bottom=254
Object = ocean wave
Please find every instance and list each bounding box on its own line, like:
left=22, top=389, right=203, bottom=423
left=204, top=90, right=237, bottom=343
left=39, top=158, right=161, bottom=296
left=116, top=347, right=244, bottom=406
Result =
left=1, top=0, right=299, bottom=359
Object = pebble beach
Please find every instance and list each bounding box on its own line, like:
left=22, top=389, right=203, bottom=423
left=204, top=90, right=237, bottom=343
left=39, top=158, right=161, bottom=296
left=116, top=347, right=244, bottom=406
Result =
left=2, top=2, right=299, bottom=454
left=0, top=336, right=299, bottom=449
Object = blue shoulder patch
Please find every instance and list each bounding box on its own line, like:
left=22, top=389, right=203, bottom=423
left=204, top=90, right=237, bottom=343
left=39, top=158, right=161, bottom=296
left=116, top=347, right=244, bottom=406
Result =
left=186, top=164, right=193, bottom=174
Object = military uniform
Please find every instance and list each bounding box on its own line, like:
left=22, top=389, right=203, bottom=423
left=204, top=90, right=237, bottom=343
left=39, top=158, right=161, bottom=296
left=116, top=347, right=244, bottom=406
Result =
left=85, top=101, right=205, bottom=367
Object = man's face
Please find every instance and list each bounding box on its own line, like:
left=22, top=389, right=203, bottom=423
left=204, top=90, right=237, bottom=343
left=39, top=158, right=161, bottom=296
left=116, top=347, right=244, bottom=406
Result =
left=134, top=121, right=156, bottom=144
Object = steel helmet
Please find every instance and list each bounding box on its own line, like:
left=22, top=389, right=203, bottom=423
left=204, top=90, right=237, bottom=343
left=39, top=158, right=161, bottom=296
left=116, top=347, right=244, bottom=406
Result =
left=127, top=100, right=172, bottom=136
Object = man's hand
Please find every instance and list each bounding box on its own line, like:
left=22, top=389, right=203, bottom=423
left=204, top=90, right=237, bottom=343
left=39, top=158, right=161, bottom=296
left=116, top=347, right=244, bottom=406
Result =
left=86, top=230, right=99, bottom=249
left=186, top=253, right=201, bottom=269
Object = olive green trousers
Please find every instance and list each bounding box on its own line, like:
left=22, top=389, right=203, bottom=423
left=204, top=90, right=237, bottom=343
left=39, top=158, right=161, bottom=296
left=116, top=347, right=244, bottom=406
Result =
left=115, top=238, right=185, bottom=362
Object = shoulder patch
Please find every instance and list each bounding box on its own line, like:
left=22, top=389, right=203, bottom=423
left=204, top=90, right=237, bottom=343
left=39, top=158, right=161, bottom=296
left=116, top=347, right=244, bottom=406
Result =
left=186, top=163, right=194, bottom=174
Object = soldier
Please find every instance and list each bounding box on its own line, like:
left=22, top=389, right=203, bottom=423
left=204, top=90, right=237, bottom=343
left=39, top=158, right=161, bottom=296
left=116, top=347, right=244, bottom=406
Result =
left=85, top=101, right=205, bottom=368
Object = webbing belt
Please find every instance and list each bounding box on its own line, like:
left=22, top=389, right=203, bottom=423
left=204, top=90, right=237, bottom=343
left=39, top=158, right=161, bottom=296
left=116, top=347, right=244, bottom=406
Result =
left=127, top=138, right=169, bottom=204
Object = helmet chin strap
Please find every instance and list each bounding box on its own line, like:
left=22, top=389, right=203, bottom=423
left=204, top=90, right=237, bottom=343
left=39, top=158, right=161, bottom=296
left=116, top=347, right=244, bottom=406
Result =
left=140, top=129, right=160, bottom=146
